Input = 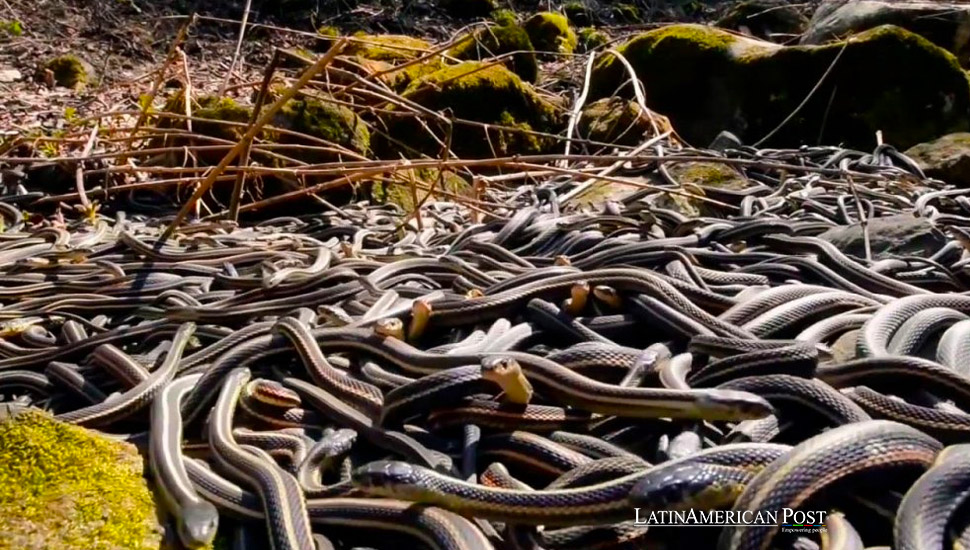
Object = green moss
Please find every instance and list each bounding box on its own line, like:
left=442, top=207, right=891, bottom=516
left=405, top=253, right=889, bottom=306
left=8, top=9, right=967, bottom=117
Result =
left=0, top=20, right=23, bottom=36
left=668, top=161, right=747, bottom=189
left=577, top=27, right=609, bottom=52
left=612, top=3, right=640, bottom=23
left=449, top=24, right=538, bottom=83
left=372, top=168, right=470, bottom=209
left=490, top=9, right=517, bottom=26
left=313, top=26, right=340, bottom=51
left=279, top=97, right=370, bottom=154
left=579, top=97, right=651, bottom=145
left=524, top=12, right=577, bottom=54
left=345, top=33, right=431, bottom=62
left=391, top=61, right=562, bottom=157
left=44, top=55, right=88, bottom=89
left=194, top=96, right=255, bottom=141
left=343, top=34, right=442, bottom=90
left=590, top=24, right=970, bottom=149
left=0, top=410, right=163, bottom=550
left=563, top=2, right=591, bottom=26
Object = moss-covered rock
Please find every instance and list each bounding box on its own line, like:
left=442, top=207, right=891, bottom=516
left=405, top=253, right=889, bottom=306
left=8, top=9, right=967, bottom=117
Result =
left=717, top=0, right=809, bottom=40
left=905, top=132, right=970, bottom=187
left=43, top=55, right=91, bottom=89
left=590, top=24, right=970, bottom=149
left=563, top=1, right=591, bottom=26
left=612, top=3, right=641, bottom=23
left=342, top=34, right=442, bottom=90
left=579, top=97, right=655, bottom=145
left=0, top=409, right=163, bottom=550
left=345, top=34, right=432, bottom=62
left=161, top=93, right=368, bottom=161
left=490, top=9, right=518, bottom=26
left=818, top=213, right=946, bottom=259
left=524, top=12, right=578, bottom=54
left=449, top=23, right=538, bottom=83
left=179, top=95, right=255, bottom=142
left=157, top=93, right=254, bottom=149
left=667, top=161, right=748, bottom=191
left=389, top=61, right=562, bottom=158
left=372, top=168, right=470, bottom=210
left=577, top=27, right=609, bottom=52
left=277, top=97, right=370, bottom=155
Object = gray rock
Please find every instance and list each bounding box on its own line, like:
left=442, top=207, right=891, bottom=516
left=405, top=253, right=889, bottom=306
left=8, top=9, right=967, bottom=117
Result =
left=802, top=1, right=970, bottom=67
left=904, top=132, right=970, bottom=187
left=818, top=213, right=946, bottom=259
left=0, top=68, right=22, bottom=83
left=717, top=0, right=810, bottom=41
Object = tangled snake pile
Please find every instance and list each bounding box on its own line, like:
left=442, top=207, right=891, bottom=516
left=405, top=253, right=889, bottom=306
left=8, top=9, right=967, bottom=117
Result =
left=2, top=143, right=970, bottom=550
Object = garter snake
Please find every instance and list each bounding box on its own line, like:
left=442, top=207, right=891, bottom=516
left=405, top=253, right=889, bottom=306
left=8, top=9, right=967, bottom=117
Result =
left=353, top=443, right=788, bottom=525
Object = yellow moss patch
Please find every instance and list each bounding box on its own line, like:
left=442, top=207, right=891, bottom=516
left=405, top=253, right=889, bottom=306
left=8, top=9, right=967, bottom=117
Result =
left=0, top=410, right=163, bottom=550
left=490, top=9, right=518, bottom=26
left=317, top=25, right=339, bottom=38
left=44, top=55, right=89, bottom=89
left=667, top=161, right=747, bottom=189
left=524, top=12, right=578, bottom=54
left=346, top=33, right=432, bottom=62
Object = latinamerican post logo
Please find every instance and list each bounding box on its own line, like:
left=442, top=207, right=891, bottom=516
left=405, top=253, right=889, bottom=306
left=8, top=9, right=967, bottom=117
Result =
left=633, top=508, right=828, bottom=534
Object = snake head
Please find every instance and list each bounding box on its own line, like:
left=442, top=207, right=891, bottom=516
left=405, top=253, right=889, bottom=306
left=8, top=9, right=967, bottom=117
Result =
left=176, top=502, right=219, bottom=549
left=699, top=390, right=774, bottom=421
left=352, top=460, right=424, bottom=497
left=630, top=463, right=749, bottom=511
left=0, top=317, right=41, bottom=337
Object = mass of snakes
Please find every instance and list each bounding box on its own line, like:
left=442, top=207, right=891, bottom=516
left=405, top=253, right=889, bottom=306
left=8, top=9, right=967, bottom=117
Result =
left=3, top=142, right=970, bottom=550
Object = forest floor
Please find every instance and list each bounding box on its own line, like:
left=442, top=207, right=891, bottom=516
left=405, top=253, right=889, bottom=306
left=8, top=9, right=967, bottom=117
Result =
left=0, top=0, right=768, bottom=136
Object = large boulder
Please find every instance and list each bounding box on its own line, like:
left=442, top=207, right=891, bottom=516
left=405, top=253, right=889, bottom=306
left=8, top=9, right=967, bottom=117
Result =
left=159, top=94, right=370, bottom=160
left=818, top=213, right=947, bottom=259
left=449, top=23, right=539, bottom=83
left=386, top=62, right=562, bottom=158
left=905, top=132, right=970, bottom=187
left=0, top=409, right=164, bottom=550
left=589, top=24, right=970, bottom=150
left=802, top=1, right=970, bottom=67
